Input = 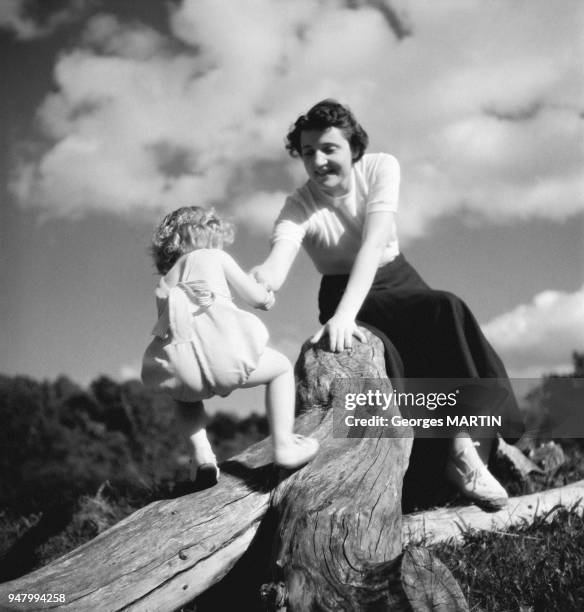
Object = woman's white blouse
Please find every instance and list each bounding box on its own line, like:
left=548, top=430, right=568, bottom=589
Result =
left=271, top=153, right=400, bottom=275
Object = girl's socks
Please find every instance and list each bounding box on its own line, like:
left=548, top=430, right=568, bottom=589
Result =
left=190, top=429, right=219, bottom=486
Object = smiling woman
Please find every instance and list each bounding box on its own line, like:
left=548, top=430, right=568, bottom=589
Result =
left=299, top=128, right=354, bottom=196
left=252, top=99, right=525, bottom=511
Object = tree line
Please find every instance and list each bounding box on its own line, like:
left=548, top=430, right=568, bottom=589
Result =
left=0, top=374, right=268, bottom=516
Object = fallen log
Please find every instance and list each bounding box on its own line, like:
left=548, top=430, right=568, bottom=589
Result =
left=402, top=478, right=584, bottom=545
left=0, top=330, right=469, bottom=611
left=0, top=443, right=274, bottom=611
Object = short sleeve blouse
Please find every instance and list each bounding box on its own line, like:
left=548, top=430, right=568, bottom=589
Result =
left=271, top=153, right=400, bottom=275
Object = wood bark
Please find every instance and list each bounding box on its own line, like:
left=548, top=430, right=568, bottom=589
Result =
left=0, top=330, right=470, bottom=611
left=258, top=333, right=412, bottom=611
left=253, top=333, right=468, bottom=611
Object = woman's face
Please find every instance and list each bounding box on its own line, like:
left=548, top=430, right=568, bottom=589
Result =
left=300, top=127, right=354, bottom=196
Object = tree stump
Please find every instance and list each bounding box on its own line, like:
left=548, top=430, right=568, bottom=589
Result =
left=248, top=332, right=467, bottom=611
left=0, top=330, right=468, bottom=611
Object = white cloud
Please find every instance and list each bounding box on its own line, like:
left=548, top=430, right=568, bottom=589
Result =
left=10, top=0, right=584, bottom=238
left=482, top=286, right=584, bottom=378
left=0, top=0, right=89, bottom=39
left=119, top=362, right=141, bottom=382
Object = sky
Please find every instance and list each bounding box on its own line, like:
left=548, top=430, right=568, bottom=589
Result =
left=1, top=0, right=583, bottom=416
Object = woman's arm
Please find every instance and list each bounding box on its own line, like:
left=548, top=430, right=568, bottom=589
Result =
left=220, top=251, right=274, bottom=309
left=250, top=240, right=299, bottom=292
left=311, top=210, right=395, bottom=352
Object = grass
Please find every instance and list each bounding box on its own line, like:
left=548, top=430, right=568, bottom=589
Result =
left=431, top=506, right=584, bottom=611
left=425, top=438, right=584, bottom=611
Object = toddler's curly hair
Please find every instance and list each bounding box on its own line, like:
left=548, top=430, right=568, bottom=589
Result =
left=285, top=99, right=369, bottom=162
left=150, top=206, right=234, bottom=274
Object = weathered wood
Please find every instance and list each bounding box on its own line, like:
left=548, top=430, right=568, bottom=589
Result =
left=0, top=329, right=470, bottom=612
left=259, top=334, right=413, bottom=611
left=496, top=436, right=543, bottom=478
left=400, top=547, right=468, bottom=612
left=402, top=478, right=584, bottom=545
left=0, top=439, right=277, bottom=611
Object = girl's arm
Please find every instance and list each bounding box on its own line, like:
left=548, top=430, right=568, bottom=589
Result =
left=311, top=210, right=395, bottom=352
left=250, top=240, right=299, bottom=292
left=220, top=251, right=275, bottom=309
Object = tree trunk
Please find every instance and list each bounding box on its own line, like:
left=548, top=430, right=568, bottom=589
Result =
left=253, top=333, right=467, bottom=611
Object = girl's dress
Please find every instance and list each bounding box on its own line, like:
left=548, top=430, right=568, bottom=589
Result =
left=141, top=249, right=269, bottom=403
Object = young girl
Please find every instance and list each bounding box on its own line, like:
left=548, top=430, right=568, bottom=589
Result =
left=141, top=206, right=319, bottom=485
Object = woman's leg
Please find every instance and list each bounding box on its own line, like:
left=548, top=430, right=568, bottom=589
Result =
left=359, top=287, right=515, bottom=508
left=448, top=432, right=507, bottom=510
left=452, top=431, right=494, bottom=464
left=242, top=347, right=318, bottom=468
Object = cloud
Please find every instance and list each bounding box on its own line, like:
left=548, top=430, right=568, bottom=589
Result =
left=0, top=0, right=90, bottom=39
left=10, top=0, right=584, bottom=238
left=482, top=285, right=584, bottom=378
left=119, top=362, right=141, bottom=382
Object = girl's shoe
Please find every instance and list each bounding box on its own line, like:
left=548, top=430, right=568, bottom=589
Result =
left=274, top=434, right=319, bottom=469
left=446, top=446, right=508, bottom=511
left=192, top=461, right=220, bottom=488
left=190, top=439, right=219, bottom=488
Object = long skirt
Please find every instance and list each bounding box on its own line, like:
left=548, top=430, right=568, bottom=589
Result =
left=318, top=253, right=525, bottom=505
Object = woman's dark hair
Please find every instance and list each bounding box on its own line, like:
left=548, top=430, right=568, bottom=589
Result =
left=285, top=99, right=369, bottom=162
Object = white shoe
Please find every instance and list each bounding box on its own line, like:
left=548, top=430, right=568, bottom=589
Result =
left=274, top=435, right=319, bottom=470
left=446, top=446, right=508, bottom=511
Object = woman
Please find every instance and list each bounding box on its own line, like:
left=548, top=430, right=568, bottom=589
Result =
left=253, top=99, right=524, bottom=510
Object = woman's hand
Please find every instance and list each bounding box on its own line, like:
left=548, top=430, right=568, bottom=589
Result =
left=310, top=313, right=367, bottom=352
left=250, top=266, right=272, bottom=291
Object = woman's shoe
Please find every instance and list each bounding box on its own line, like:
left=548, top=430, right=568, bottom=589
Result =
left=274, top=435, right=319, bottom=469
left=446, top=446, right=508, bottom=511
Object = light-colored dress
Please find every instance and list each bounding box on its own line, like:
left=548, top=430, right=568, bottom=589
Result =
left=141, top=249, right=269, bottom=403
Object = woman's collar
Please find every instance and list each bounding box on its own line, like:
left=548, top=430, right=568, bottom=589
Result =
left=307, top=170, right=355, bottom=207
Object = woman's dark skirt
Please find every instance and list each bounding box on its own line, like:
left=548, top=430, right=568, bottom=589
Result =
left=318, top=254, right=525, bottom=506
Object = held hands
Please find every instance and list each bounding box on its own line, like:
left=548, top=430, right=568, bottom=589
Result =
left=249, top=267, right=275, bottom=310
left=310, top=313, right=367, bottom=352
left=259, top=288, right=275, bottom=311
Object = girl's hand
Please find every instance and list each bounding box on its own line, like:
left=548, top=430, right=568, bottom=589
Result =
left=310, top=314, right=367, bottom=352
left=258, top=288, right=275, bottom=311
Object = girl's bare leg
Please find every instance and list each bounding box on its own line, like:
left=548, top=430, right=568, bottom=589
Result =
left=242, top=348, right=294, bottom=449
left=175, top=400, right=218, bottom=481
left=243, top=348, right=318, bottom=468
